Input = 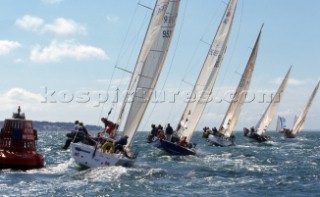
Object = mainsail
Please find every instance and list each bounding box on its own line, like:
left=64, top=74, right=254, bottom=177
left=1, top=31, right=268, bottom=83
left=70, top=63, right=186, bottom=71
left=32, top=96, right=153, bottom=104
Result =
left=291, top=81, right=320, bottom=135
left=255, top=66, right=292, bottom=135
left=177, top=0, right=237, bottom=142
left=122, top=0, right=181, bottom=146
left=219, top=26, right=263, bottom=137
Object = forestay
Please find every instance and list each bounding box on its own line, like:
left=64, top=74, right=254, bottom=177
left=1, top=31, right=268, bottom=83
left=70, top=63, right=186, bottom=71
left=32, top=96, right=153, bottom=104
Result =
left=115, top=0, right=170, bottom=133
left=220, top=26, right=263, bottom=137
left=177, top=0, right=238, bottom=142
left=123, top=0, right=181, bottom=146
left=291, top=81, right=320, bottom=135
left=256, top=66, right=292, bottom=135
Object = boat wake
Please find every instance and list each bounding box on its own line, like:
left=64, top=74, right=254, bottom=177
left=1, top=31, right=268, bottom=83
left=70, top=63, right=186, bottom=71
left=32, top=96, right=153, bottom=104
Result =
left=70, top=165, right=128, bottom=183
left=144, top=168, right=167, bottom=178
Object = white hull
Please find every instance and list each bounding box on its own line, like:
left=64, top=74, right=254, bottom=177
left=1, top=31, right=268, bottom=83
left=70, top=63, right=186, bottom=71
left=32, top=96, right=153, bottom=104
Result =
left=70, top=143, right=134, bottom=168
left=207, top=134, right=234, bottom=147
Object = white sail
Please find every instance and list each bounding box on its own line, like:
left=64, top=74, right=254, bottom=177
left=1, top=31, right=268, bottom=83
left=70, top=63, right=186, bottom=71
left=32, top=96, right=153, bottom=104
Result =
left=115, top=0, right=171, bottom=131
left=291, top=81, right=320, bottom=135
left=220, top=26, right=263, bottom=137
left=177, top=0, right=237, bottom=142
left=275, top=116, right=286, bottom=132
left=255, top=66, right=292, bottom=135
left=123, top=0, right=181, bottom=146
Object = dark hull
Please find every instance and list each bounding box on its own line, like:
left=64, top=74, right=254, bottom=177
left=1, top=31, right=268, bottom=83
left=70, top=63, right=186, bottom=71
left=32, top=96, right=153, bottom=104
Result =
left=245, top=133, right=271, bottom=142
left=153, top=139, right=196, bottom=156
left=207, top=134, right=235, bottom=147
left=0, top=150, right=44, bottom=170
left=283, top=131, right=296, bottom=138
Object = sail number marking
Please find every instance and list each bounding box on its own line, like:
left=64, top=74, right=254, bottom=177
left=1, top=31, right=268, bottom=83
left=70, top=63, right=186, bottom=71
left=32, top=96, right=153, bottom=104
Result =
left=163, top=29, right=171, bottom=38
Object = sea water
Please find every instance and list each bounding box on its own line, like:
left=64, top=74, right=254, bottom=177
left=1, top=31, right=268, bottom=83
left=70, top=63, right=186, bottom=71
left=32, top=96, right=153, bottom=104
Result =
left=0, top=131, right=319, bottom=197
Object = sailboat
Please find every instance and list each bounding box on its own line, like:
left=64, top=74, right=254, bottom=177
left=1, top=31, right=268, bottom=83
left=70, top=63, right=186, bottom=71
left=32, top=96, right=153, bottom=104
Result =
left=275, top=115, right=286, bottom=133
left=70, top=0, right=181, bottom=168
left=153, top=0, right=238, bottom=155
left=243, top=66, right=292, bottom=142
left=207, top=25, right=263, bottom=147
left=283, top=81, right=320, bottom=138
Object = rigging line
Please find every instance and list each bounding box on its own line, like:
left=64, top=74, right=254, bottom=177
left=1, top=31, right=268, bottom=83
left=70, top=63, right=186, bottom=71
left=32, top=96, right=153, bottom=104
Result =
left=138, top=2, right=153, bottom=10
left=199, top=0, right=244, bottom=128
left=117, top=8, right=151, bottom=90
left=180, top=0, right=224, bottom=85
left=98, top=2, right=141, bottom=123
left=199, top=0, right=225, bottom=44
left=167, top=0, right=225, bottom=124
left=112, top=6, right=152, bottom=121
left=142, top=0, right=189, bottom=130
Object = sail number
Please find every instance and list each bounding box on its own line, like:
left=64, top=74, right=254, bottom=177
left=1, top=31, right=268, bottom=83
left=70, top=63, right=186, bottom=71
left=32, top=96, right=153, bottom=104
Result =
left=163, top=30, right=171, bottom=38
left=164, top=15, right=175, bottom=24
left=209, top=49, right=220, bottom=56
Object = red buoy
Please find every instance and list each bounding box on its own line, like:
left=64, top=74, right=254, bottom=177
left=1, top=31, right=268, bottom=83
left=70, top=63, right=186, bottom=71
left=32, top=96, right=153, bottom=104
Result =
left=0, top=107, right=44, bottom=169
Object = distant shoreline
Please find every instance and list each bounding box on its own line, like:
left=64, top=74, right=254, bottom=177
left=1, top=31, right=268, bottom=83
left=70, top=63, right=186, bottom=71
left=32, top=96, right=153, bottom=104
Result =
left=0, top=121, right=102, bottom=132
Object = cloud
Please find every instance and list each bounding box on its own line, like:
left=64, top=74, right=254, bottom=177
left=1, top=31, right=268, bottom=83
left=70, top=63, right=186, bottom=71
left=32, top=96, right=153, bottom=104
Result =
left=15, top=15, right=44, bottom=32
left=30, top=40, right=109, bottom=63
left=14, top=58, right=24, bottom=63
left=0, top=40, right=22, bottom=55
left=96, top=77, right=130, bottom=85
left=0, top=88, right=43, bottom=111
left=106, top=16, right=119, bottom=23
left=41, top=0, right=63, bottom=4
left=288, top=78, right=307, bottom=85
left=273, top=77, right=306, bottom=86
left=16, top=15, right=86, bottom=35
left=42, top=18, right=86, bottom=35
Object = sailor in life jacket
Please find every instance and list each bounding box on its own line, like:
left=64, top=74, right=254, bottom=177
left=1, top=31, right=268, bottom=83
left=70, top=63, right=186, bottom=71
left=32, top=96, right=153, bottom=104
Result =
left=101, top=117, right=118, bottom=138
left=179, top=136, right=188, bottom=147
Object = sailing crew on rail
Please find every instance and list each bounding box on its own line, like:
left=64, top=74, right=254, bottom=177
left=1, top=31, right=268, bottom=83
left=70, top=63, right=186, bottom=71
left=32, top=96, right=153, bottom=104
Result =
left=73, top=120, right=80, bottom=131
left=63, top=125, right=86, bottom=149
left=79, top=122, right=96, bottom=146
left=114, top=135, right=129, bottom=153
left=179, top=136, right=188, bottom=147
left=147, top=124, right=158, bottom=143
left=165, top=123, right=174, bottom=142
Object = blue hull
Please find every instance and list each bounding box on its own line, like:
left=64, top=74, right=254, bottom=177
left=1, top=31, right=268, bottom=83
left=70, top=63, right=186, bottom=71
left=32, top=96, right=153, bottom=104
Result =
left=153, top=139, right=196, bottom=156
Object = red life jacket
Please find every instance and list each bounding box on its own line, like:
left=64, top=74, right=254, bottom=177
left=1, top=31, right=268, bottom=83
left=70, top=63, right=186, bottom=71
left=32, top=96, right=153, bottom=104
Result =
left=105, top=121, right=115, bottom=134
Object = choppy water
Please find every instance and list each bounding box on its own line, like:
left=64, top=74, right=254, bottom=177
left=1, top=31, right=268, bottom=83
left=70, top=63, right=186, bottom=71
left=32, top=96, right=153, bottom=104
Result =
left=1, top=131, right=319, bottom=197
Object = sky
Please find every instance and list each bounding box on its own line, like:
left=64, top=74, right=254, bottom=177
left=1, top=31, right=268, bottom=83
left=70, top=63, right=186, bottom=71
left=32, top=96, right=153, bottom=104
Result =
left=0, top=0, right=319, bottom=132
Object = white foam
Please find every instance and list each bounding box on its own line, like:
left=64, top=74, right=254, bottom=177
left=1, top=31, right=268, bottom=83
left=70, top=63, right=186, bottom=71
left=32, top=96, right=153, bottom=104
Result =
left=80, top=166, right=128, bottom=182
left=25, top=158, right=74, bottom=174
